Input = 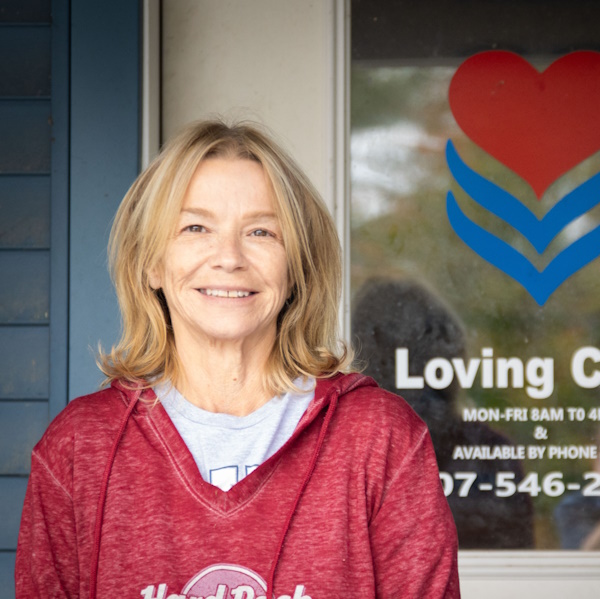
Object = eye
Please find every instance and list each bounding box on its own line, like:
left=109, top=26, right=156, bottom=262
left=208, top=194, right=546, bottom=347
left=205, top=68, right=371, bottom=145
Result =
left=183, top=224, right=207, bottom=233
left=250, top=228, right=273, bottom=237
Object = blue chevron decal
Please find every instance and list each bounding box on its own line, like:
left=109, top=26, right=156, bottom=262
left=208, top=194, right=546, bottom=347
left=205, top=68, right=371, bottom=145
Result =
left=447, top=140, right=600, bottom=253
left=446, top=142, right=600, bottom=305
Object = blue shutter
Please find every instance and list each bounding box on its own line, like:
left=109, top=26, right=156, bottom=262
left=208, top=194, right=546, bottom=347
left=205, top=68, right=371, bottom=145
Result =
left=0, top=0, right=140, bottom=593
left=0, top=0, right=68, bottom=595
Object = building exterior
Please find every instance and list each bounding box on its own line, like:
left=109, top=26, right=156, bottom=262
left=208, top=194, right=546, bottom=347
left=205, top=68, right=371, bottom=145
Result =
left=2, top=1, right=600, bottom=597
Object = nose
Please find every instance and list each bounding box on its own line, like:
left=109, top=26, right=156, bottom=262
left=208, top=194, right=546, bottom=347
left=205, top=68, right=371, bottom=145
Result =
left=208, top=230, right=247, bottom=272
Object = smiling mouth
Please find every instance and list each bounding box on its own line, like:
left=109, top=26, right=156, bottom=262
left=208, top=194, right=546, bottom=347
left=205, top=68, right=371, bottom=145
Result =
left=199, top=288, right=255, bottom=298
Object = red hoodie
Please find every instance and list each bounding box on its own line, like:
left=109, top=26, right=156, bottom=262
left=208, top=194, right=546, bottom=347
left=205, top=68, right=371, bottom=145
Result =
left=16, top=373, right=460, bottom=598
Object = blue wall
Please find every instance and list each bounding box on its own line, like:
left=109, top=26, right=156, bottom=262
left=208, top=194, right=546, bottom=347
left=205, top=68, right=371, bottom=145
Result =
left=0, top=0, right=141, bottom=595
left=69, top=0, right=140, bottom=399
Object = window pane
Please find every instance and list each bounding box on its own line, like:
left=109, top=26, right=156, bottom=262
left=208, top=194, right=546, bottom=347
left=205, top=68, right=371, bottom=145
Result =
left=351, top=2, right=600, bottom=550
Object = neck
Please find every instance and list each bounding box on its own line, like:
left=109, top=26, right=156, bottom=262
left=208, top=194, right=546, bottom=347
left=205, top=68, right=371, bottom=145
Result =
left=172, top=332, right=277, bottom=416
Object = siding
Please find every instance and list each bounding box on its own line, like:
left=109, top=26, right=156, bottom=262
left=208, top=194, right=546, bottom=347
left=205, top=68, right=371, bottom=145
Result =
left=0, top=0, right=68, bottom=595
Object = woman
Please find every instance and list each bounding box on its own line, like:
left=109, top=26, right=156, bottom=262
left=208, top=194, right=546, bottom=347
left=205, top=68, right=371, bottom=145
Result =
left=16, top=121, right=459, bottom=598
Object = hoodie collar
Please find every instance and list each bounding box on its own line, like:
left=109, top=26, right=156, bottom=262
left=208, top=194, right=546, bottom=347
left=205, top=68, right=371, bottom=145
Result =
left=90, top=372, right=377, bottom=599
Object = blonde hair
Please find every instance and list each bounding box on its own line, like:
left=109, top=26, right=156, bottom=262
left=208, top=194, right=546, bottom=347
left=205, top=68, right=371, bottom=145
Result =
left=98, top=120, right=353, bottom=393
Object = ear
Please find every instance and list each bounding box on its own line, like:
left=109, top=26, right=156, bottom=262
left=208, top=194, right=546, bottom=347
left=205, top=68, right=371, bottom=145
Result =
left=147, top=266, right=162, bottom=290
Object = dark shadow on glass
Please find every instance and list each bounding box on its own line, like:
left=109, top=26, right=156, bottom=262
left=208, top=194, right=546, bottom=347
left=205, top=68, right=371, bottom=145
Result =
left=555, top=432, right=600, bottom=550
left=352, top=277, right=534, bottom=549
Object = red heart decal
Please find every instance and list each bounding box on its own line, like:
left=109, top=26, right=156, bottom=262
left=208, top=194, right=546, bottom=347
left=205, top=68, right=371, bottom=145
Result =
left=449, top=51, right=600, bottom=198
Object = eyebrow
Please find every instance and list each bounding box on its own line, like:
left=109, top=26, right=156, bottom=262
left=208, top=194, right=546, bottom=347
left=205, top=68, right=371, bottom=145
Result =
left=180, top=208, right=279, bottom=221
left=180, top=208, right=213, bottom=218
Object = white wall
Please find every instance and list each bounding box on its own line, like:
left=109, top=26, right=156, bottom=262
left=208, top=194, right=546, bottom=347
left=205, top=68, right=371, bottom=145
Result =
left=162, top=0, right=340, bottom=214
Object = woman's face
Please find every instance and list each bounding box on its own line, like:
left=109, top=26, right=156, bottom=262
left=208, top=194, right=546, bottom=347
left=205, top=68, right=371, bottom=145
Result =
left=150, top=157, right=289, bottom=351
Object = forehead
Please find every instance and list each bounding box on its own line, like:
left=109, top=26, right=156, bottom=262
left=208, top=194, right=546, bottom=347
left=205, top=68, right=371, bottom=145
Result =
left=182, top=157, right=276, bottom=212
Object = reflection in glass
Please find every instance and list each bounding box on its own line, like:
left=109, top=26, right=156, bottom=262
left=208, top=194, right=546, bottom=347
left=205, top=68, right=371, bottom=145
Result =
left=350, top=65, right=600, bottom=549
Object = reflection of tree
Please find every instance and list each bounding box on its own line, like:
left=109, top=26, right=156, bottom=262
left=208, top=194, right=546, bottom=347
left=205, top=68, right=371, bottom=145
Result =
left=351, top=64, right=600, bottom=549
left=352, top=67, right=453, bottom=133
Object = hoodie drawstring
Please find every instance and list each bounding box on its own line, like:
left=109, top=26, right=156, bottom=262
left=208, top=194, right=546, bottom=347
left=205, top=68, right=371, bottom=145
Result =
left=265, top=390, right=340, bottom=598
left=89, top=389, right=141, bottom=599
left=88, top=375, right=363, bottom=599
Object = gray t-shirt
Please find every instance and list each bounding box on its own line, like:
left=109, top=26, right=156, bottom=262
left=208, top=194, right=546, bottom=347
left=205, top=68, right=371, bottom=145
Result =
left=154, top=379, right=315, bottom=492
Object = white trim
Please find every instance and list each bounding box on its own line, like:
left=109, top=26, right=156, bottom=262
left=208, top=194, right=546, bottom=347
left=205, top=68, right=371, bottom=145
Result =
left=141, top=0, right=161, bottom=169
left=459, top=552, right=600, bottom=579
left=334, top=0, right=351, bottom=343
left=323, top=0, right=335, bottom=214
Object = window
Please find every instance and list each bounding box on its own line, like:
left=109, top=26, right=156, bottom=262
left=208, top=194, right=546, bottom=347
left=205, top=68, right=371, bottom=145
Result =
left=350, top=0, right=600, bottom=550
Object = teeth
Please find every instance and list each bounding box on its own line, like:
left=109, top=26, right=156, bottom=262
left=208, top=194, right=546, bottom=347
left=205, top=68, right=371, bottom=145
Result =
left=203, top=289, right=251, bottom=298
